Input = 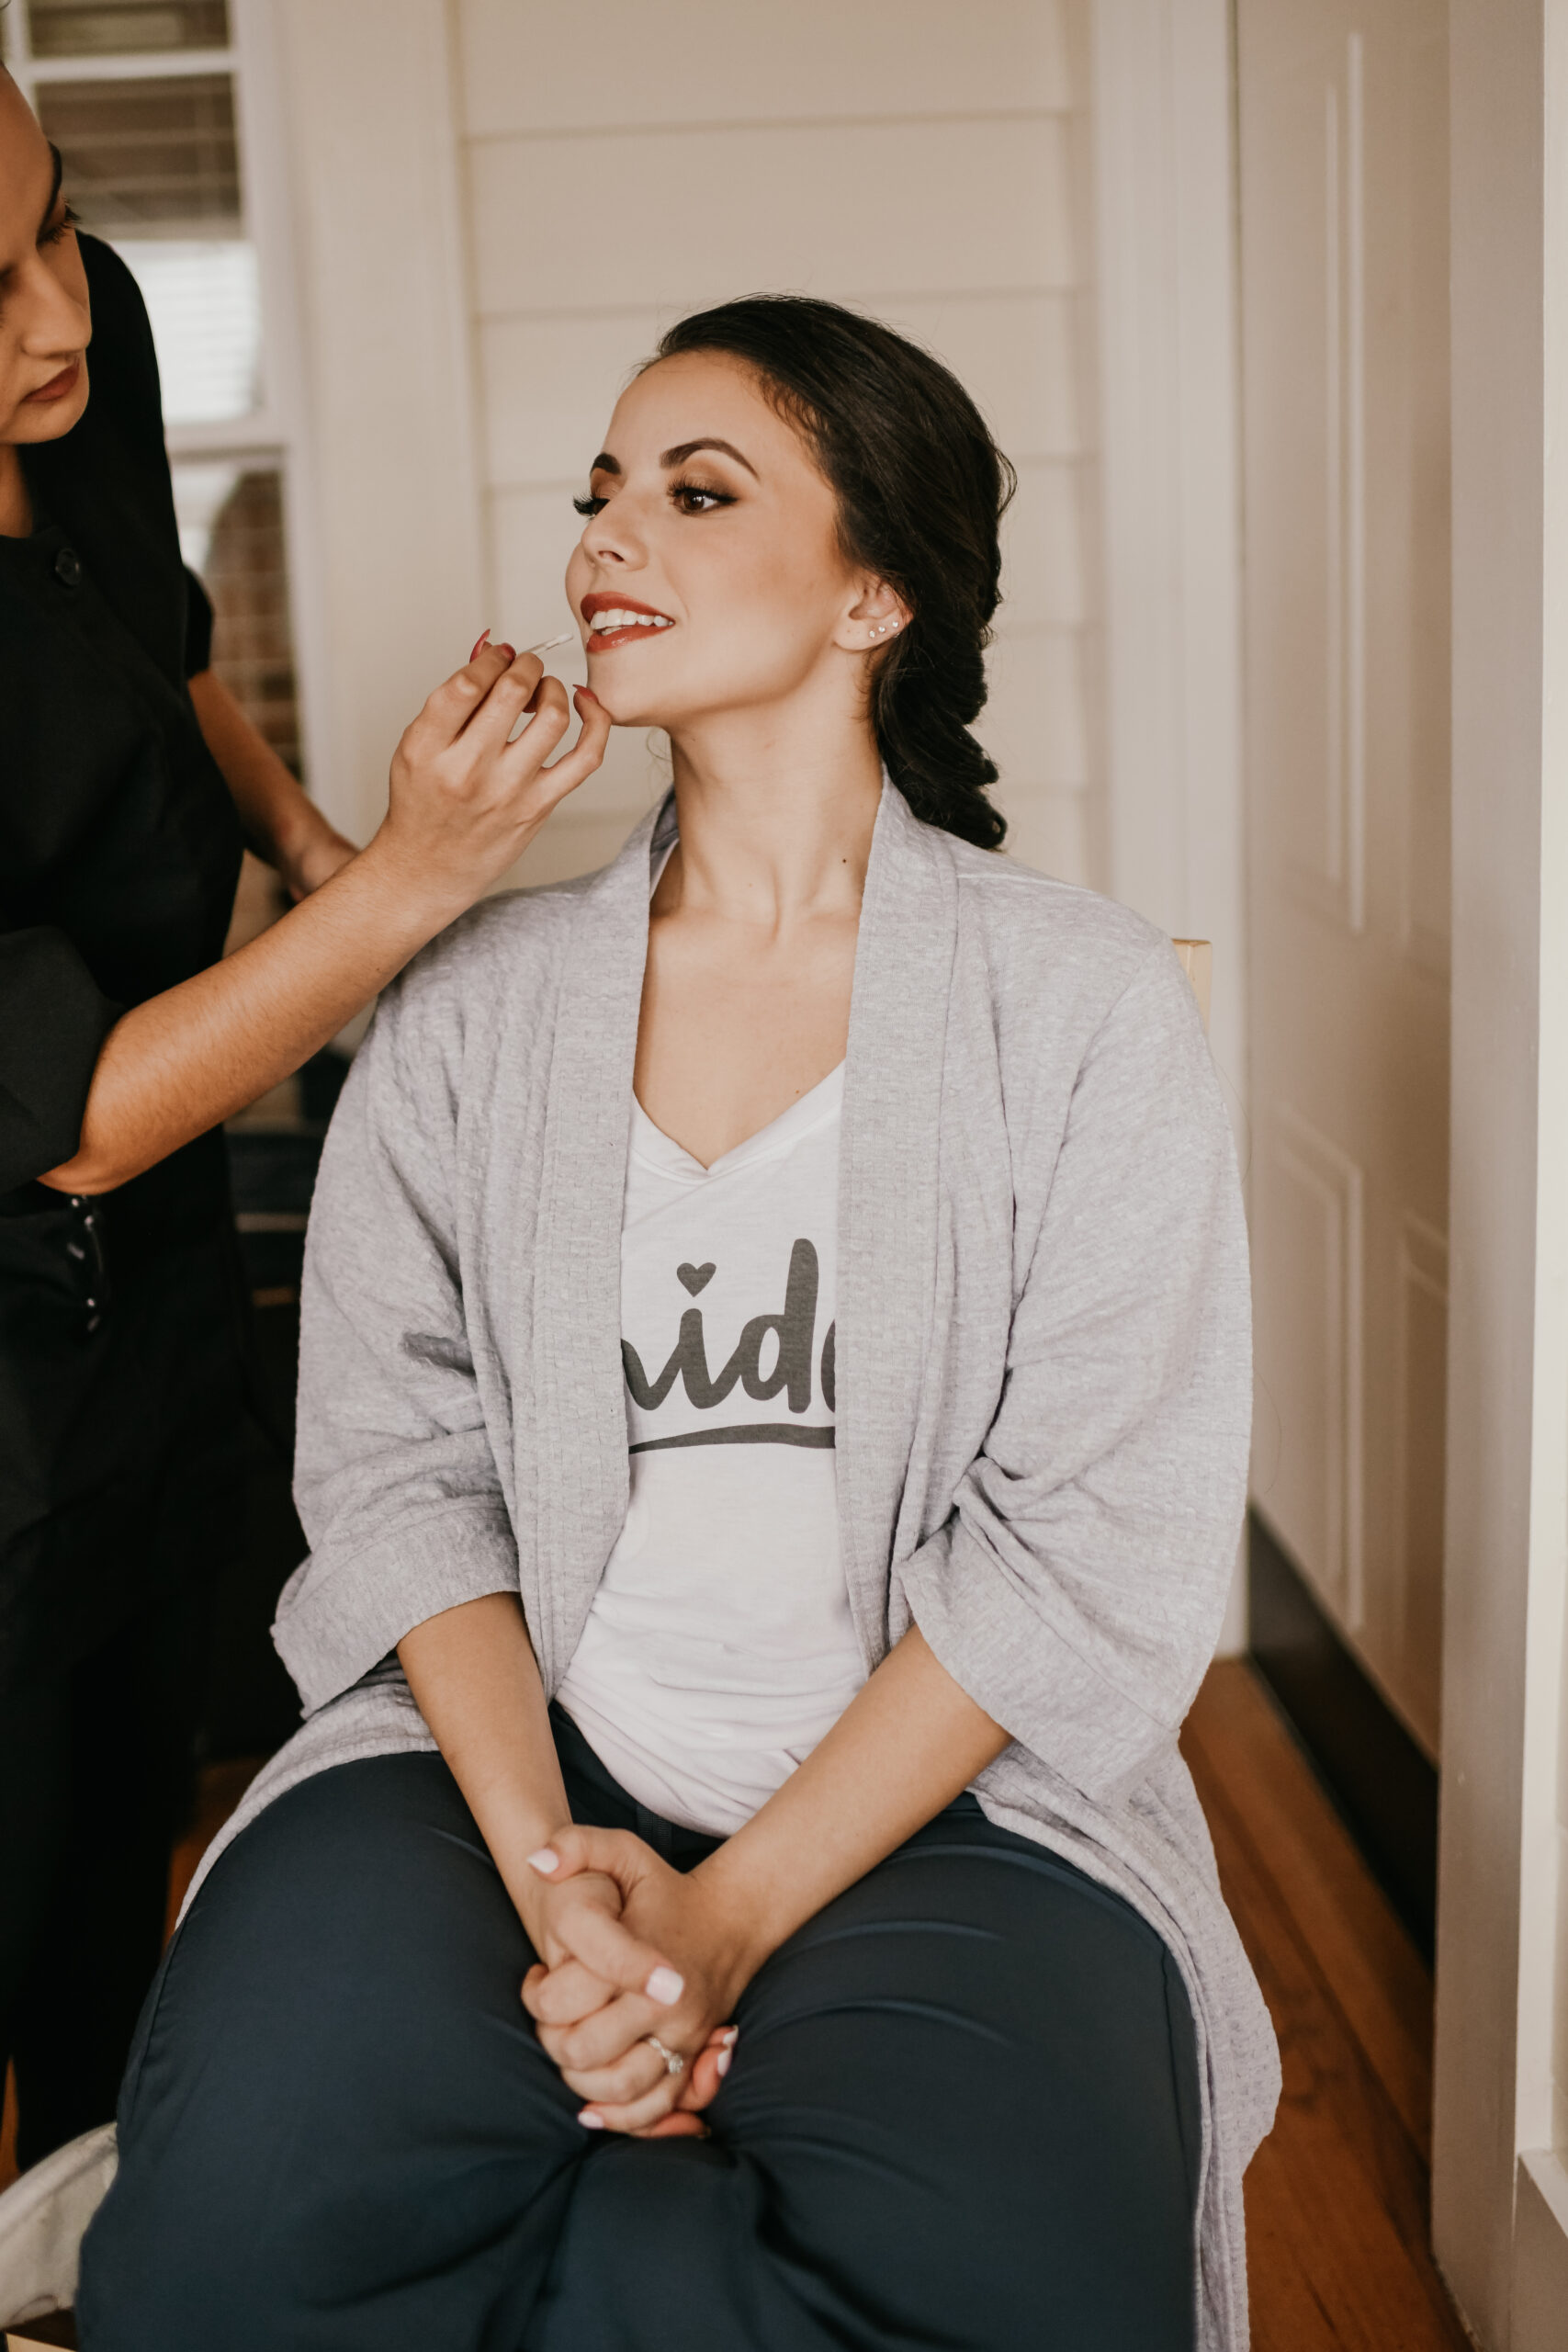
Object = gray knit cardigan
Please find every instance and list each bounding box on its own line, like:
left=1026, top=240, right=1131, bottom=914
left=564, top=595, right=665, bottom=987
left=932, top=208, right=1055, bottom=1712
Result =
left=191, top=783, right=1279, bottom=2347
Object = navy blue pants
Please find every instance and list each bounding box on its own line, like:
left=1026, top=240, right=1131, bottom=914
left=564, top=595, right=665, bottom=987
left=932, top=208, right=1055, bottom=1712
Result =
left=80, top=1717, right=1200, bottom=2350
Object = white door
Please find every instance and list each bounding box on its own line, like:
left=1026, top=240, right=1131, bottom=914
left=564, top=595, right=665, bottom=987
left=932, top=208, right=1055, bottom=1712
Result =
left=1238, top=0, right=1450, bottom=1753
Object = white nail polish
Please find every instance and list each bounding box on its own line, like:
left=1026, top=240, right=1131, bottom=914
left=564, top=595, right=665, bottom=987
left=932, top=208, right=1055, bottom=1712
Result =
left=646, top=1965, right=684, bottom=2006
left=720, top=2027, right=739, bottom=2048
left=716, top=2050, right=732, bottom=2078
left=526, top=1848, right=558, bottom=1874
left=579, top=2109, right=604, bottom=2130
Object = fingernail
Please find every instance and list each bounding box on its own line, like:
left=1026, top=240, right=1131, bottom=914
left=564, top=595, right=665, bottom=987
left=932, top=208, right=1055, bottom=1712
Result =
left=576, top=685, right=599, bottom=705
left=720, top=2027, right=739, bottom=2048
left=469, top=631, right=491, bottom=660
left=526, top=1849, right=559, bottom=1874
left=646, top=1966, right=684, bottom=2006
left=495, top=641, right=518, bottom=662
left=716, top=2049, right=732, bottom=2077
left=579, top=2109, right=604, bottom=2130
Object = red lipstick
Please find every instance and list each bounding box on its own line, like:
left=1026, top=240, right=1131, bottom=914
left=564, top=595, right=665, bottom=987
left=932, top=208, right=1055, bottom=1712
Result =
left=580, top=591, right=676, bottom=651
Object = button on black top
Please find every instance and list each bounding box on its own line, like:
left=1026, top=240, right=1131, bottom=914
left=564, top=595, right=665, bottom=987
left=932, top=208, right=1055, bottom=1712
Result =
left=53, top=543, right=81, bottom=588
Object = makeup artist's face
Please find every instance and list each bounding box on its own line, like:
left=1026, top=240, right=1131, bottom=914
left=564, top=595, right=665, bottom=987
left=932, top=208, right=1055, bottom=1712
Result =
left=0, top=74, right=90, bottom=448
left=564, top=353, right=864, bottom=733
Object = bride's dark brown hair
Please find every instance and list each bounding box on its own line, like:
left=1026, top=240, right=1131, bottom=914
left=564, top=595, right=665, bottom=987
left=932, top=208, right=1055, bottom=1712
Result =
left=653, top=296, right=1016, bottom=851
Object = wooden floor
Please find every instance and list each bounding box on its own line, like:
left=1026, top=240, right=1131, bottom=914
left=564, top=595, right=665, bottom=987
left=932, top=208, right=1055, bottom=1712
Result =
left=1183, top=1660, right=1468, bottom=2349
left=4, top=1664, right=1467, bottom=2348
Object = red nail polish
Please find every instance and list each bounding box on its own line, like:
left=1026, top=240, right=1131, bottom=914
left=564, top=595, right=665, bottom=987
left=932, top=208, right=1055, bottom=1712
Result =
left=469, top=631, right=491, bottom=661
left=495, top=642, right=517, bottom=662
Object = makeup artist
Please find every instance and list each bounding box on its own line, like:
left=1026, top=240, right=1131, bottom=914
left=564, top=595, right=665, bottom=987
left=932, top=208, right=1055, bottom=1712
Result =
left=0, top=70, right=609, bottom=2171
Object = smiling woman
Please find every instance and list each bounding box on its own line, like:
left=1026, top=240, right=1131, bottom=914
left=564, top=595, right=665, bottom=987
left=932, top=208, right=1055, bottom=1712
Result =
left=79, top=296, right=1274, bottom=2352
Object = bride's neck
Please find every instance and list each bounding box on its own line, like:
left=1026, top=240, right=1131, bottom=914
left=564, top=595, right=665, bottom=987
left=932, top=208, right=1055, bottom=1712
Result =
left=663, top=711, right=884, bottom=925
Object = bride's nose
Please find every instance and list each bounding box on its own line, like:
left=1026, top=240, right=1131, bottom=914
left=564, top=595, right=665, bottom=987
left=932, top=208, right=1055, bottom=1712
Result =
left=583, top=503, right=646, bottom=571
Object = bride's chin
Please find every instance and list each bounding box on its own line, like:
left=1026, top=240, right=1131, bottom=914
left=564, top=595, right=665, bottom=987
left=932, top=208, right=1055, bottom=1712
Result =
left=588, top=684, right=666, bottom=730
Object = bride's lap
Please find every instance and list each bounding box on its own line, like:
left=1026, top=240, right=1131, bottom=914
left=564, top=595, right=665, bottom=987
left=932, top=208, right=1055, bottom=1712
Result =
left=77, top=1754, right=1199, bottom=2352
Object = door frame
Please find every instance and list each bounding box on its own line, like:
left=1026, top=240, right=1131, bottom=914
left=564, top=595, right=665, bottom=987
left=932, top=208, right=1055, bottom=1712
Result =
left=1093, top=4, right=1568, bottom=2337
left=1436, top=2, right=1568, bottom=2342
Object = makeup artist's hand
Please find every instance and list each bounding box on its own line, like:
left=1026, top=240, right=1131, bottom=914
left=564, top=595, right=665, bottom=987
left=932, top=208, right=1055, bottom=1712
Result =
left=523, top=1827, right=750, bottom=2137
left=369, top=639, right=610, bottom=917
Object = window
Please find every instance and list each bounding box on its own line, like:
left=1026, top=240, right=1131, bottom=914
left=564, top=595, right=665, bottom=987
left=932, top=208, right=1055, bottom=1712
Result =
left=3, top=1, right=310, bottom=794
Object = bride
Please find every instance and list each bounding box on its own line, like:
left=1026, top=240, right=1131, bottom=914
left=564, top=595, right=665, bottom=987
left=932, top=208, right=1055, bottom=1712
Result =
left=81, top=294, right=1277, bottom=2352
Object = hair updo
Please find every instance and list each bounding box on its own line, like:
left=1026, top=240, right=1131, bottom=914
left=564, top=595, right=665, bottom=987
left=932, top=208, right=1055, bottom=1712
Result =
left=653, top=296, right=1016, bottom=851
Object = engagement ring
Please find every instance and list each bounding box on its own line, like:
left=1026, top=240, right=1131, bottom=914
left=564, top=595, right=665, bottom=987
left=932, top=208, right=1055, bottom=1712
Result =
left=645, top=2035, right=684, bottom=2076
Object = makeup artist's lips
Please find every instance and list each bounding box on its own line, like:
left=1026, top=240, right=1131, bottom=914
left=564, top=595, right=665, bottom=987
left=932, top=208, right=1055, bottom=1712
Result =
left=25, top=358, right=83, bottom=403
left=580, top=591, right=676, bottom=651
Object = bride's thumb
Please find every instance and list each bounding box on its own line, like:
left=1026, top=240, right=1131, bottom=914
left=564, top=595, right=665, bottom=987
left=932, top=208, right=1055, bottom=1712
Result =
left=526, top=1822, right=642, bottom=1891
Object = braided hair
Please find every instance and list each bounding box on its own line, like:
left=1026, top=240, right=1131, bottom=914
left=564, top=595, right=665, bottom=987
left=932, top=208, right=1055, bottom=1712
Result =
left=653, top=297, right=1016, bottom=850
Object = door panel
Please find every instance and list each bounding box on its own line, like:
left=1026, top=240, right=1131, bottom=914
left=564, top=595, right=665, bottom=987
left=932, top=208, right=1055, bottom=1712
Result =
left=1240, top=0, right=1450, bottom=1755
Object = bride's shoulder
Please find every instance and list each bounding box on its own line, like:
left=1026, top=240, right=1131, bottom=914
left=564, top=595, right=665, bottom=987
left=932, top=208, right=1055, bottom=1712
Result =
left=400, top=865, right=601, bottom=994
left=941, top=833, right=1171, bottom=1010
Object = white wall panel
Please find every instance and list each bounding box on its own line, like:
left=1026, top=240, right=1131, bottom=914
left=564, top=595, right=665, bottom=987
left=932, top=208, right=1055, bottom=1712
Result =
left=867, top=290, right=1086, bottom=458
left=995, top=787, right=1095, bottom=888
left=480, top=313, right=663, bottom=487
left=468, top=119, right=1077, bottom=318
left=982, top=629, right=1090, bottom=791
left=458, top=0, right=1073, bottom=134
left=1000, top=465, right=1091, bottom=628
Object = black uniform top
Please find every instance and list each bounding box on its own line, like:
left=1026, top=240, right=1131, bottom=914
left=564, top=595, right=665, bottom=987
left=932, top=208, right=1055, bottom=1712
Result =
left=0, top=233, right=249, bottom=1691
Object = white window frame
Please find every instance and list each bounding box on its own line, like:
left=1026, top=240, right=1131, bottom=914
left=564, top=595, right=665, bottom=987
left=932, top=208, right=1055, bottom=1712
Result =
left=2, top=0, right=330, bottom=800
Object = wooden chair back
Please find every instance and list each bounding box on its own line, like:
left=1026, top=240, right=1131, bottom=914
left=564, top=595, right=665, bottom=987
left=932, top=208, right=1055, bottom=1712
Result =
left=1172, top=940, right=1213, bottom=1035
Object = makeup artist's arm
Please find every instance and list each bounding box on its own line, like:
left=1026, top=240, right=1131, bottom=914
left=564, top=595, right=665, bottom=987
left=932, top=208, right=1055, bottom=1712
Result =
left=40, top=651, right=610, bottom=1193
left=187, top=667, right=356, bottom=901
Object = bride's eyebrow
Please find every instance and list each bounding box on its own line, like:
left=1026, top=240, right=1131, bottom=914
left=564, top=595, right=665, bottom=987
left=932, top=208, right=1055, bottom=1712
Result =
left=660, top=437, right=759, bottom=479
left=586, top=438, right=760, bottom=480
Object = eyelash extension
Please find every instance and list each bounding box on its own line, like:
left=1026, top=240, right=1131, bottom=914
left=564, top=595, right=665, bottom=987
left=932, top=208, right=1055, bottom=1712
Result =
left=571, top=478, right=739, bottom=520
left=41, top=203, right=82, bottom=247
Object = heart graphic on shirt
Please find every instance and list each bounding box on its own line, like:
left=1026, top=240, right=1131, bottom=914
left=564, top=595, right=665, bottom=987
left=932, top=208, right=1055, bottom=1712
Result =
left=677, top=1262, right=716, bottom=1295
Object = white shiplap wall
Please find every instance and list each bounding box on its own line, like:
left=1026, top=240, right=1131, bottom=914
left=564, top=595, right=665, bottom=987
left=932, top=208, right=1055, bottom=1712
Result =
left=451, top=0, right=1100, bottom=890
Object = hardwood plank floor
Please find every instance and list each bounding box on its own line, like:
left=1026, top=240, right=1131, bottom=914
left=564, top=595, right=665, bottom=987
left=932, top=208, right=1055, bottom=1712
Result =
left=5, top=1664, right=1468, bottom=2352
left=1183, top=1659, right=1468, bottom=2350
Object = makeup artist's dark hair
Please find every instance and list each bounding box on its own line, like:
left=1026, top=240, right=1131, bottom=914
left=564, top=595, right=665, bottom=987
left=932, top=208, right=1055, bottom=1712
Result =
left=654, top=296, right=1016, bottom=850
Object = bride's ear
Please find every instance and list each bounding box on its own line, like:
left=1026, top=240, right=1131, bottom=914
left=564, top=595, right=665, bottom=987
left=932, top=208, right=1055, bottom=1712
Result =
left=837, top=580, right=912, bottom=655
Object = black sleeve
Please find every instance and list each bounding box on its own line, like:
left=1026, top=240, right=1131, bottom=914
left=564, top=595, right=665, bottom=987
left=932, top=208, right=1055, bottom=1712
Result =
left=0, top=930, right=121, bottom=1193
left=185, top=567, right=214, bottom=677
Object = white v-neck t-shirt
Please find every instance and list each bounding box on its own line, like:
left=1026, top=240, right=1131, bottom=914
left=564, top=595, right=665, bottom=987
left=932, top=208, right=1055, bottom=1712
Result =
left=555, top=1065, right=866, bottom=1835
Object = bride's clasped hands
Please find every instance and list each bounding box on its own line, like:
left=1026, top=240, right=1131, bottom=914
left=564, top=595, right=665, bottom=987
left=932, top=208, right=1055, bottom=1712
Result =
left=518, top=1828, right=757, bottom=2138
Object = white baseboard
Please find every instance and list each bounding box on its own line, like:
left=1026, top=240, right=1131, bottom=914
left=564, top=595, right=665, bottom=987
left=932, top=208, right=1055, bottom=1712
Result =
left=1511, top=2151, right=1568, bottom=2352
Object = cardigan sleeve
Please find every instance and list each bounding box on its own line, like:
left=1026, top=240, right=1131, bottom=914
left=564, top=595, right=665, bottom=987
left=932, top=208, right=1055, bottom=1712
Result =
left=273, top=973, right=519, bottom=1714
left=898, top=942, right=1252, bottom=1805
